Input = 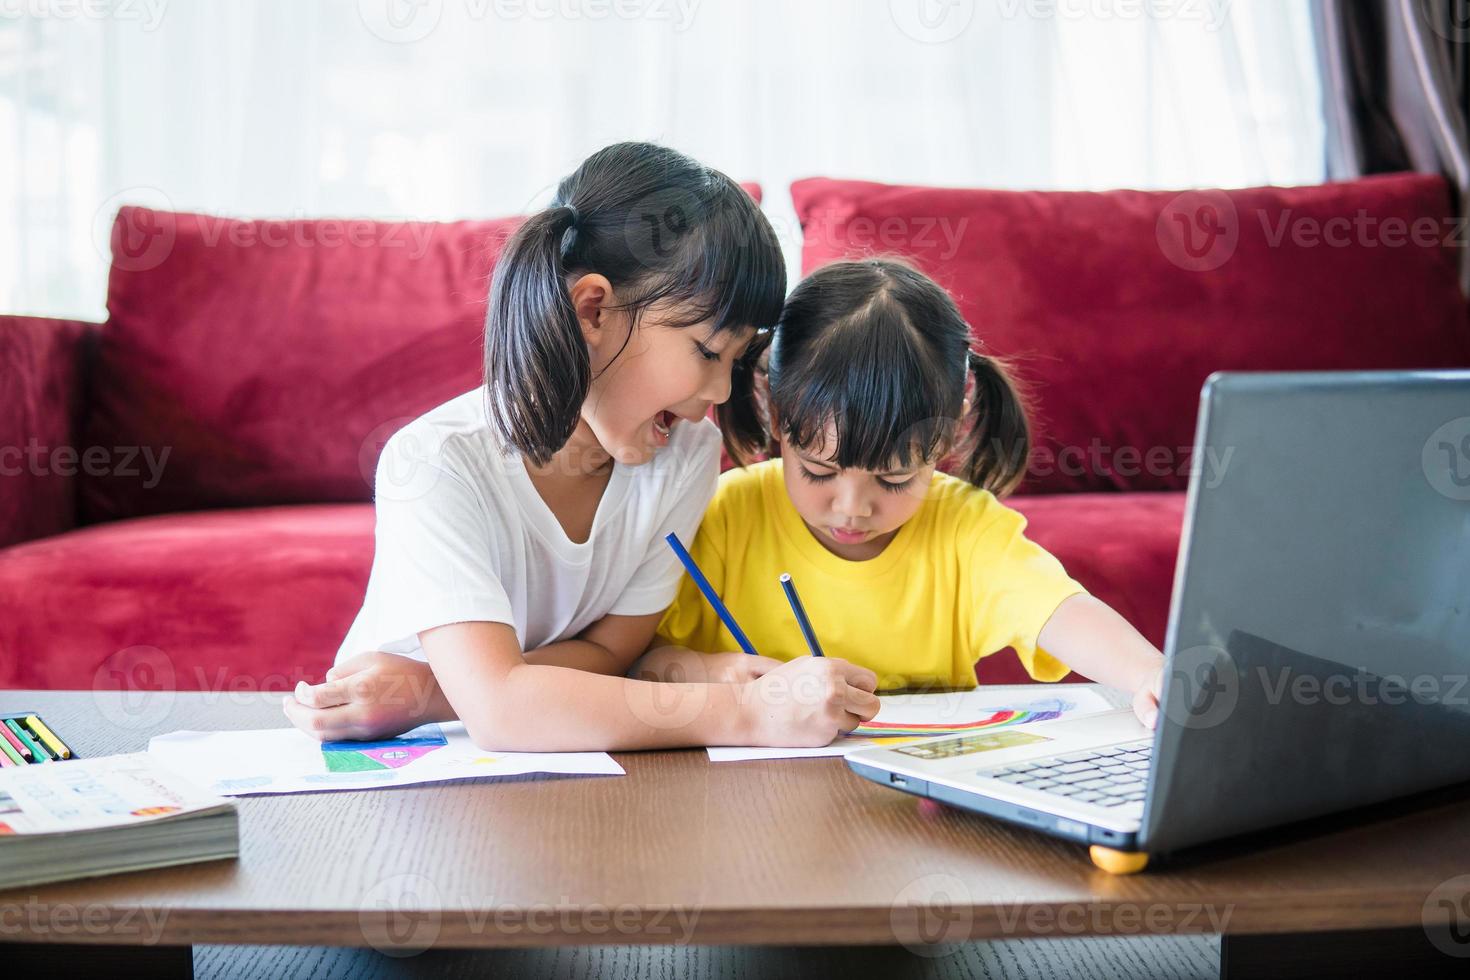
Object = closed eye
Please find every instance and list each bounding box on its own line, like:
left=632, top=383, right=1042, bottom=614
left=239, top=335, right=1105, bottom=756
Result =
left=798, top=465, right=835, bottom=484
left=694, top=341, right=721, bottom=363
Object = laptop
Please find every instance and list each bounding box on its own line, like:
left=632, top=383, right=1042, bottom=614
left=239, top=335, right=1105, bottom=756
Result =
left=847, top=370, right=1470, bottom=855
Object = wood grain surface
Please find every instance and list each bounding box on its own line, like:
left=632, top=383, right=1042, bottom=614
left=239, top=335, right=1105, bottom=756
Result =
left=0, top=689, right=1466, bottom=955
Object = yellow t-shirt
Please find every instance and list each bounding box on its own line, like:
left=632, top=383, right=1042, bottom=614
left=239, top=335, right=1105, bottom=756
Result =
left=655, top=459, right=1086, bottom=690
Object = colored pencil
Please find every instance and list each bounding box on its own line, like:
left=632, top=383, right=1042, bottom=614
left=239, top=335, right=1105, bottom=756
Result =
left=664, top=532, right=759, bottom=656
left=5, top=718, right=48, bottom=762
left=0, top=721, right=30, bottom=762
left=779, top=573, right=825, bottom=658
left=22, top=715, right=71, bottom=760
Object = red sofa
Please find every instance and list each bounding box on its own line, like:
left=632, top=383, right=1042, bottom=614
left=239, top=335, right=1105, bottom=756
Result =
left=3, top=175, right=1466, bottom=692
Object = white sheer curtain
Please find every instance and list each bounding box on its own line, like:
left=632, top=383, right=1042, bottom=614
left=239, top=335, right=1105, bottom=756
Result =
left=2, top=0, right=1323, bottom=320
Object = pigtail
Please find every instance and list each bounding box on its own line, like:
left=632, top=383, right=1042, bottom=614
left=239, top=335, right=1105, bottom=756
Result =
left=960, top=349, right=1033, bottom=497
left=715, top=329, right=773, bottom=466
left=483, top=204, right=588, bottom=467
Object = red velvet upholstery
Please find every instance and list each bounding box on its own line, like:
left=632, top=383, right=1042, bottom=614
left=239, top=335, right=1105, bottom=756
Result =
left=793, top=173, right=1470, bottom=494
left=82, top=210, right=520, bottom=522
left=6, top=176, right=1467, bottom=692
left=0, top=316, right=95, bottom=549
left=0, top=504, right=372, bottom=691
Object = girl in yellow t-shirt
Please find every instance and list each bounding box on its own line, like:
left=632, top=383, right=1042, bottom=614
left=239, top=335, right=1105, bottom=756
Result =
left=636, top=258, right=1165, bottom=728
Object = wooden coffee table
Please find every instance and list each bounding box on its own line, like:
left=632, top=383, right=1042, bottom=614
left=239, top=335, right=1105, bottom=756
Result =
left=1, top=689, right=1467, bottom=979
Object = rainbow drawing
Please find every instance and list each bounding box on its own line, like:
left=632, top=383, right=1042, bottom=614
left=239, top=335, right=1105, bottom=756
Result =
left=848, top=700, right=1075, bottom=739
left=320, top=723, right=448, bottom=773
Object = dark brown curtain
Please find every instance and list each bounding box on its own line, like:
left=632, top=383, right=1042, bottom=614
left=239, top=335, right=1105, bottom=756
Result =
left=1313, top=0, right=1470, bottom=289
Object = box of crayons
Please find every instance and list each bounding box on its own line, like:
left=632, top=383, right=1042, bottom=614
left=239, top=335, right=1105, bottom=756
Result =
left=0, top=714, right=75, bottom=767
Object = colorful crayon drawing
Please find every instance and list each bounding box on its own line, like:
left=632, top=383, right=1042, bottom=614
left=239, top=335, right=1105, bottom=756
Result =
left=847, top=699, right=1075, bottom=739
left=320, top=723, right=448, bottom=773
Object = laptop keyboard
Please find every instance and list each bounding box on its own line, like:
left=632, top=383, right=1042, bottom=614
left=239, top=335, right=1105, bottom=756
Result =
left=979, top=739, right=1153, bottom=808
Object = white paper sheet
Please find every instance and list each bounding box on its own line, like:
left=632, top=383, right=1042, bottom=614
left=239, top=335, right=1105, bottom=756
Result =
left=147, top=722, right=624, bottom=795
left=707, top=683, right=1124, bottom=762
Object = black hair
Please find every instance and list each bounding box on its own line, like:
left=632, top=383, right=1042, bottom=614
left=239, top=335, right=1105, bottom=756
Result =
left=736, top=258, right=1033, bottom=497
left=483, top=142, right=786, bottom=466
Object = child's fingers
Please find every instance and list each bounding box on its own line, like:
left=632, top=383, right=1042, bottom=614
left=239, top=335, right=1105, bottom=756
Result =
left=292, top=678, right=354, bottom=709
left=281, top=695, right=363, bottom=741
left=325, top=653, right=377, bottom=681
left=1133, top=686, right=1160, bottom=729
left=844, top=685, right=881, bottom=721
left=836, top=660, right=878, bottom=693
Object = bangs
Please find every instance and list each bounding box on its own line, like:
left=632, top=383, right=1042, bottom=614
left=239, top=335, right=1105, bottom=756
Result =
left=775, top=300, right=965, bottom=472
left=619, top=177, right=786, bottom=336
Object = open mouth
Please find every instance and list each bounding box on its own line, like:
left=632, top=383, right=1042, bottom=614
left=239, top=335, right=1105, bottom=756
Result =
left=651, top=410, right=677, bottom=443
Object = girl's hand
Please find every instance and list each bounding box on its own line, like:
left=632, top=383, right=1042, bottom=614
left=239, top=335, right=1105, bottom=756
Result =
left=740, top=656, right=881, bottom=747
left=1132, top=666, right=1163, bottom=729
left=707, top=651, right=786, bottom=684
left=282, top=651, right=453, bottom=742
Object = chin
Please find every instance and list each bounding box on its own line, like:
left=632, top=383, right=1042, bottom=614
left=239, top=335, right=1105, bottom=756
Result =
left=611, top=441, right=657, bottom=466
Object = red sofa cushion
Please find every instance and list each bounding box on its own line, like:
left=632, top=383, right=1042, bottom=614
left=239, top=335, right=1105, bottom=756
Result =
left=83, top=211, right=516, bottom=523
left=0, top=316, right=94, bottom=548
left=792, top=174, right=1470, bottom=494
left=0, top=504, right=371, bottom=691
left=978, top=491, right=1187, bottom=685
left=83, top=184, right=763, bottom=523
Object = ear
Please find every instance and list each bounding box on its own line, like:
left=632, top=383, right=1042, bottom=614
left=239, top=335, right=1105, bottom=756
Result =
left=568, top=273, right=616, bottom=350
left=961, top=396, right=972, bottom=417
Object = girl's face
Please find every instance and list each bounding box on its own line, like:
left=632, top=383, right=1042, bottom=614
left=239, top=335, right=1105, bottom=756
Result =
left=577, top=282, right=757, bottom=468
left=777, top=422, right=936, bottom=562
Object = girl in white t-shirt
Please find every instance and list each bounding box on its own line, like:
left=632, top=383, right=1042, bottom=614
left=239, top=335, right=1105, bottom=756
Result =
left=283, top=142, right=879, bottom=750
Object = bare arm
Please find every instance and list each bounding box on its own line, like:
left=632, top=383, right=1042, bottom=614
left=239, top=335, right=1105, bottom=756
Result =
left=1037, top=593, right=1164, bottom=726
left=521, top=611, right=665, bottom=676
left=422, top=621, right=878, bottom=752
left=629, top=644, right=784, bottom=684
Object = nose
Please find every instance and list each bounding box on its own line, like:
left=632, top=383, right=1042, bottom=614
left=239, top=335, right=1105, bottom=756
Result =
left=699, top=360, right=735, bottom=405
left=831, top=479, right=873, bottom=521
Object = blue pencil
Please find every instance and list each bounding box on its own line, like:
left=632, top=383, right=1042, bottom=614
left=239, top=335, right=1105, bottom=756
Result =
left=664, top=532, right=759, bottom=656
left=779, top=573, right=825, bottom=658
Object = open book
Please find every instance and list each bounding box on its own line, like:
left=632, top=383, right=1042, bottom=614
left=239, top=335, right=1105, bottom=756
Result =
left=0, top=752, right=238, bottom=890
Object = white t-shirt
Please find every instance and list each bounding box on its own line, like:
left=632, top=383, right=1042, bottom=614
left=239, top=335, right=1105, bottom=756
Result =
left=335, top=387, right=721, bottom=664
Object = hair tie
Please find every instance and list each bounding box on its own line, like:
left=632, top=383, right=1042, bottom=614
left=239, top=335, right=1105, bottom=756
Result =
left=556, top=204, right=581, bottom=257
